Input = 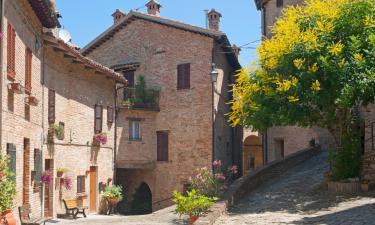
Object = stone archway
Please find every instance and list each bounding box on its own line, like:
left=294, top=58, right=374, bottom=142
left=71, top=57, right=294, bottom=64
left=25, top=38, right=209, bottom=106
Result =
left=243, top=135, right=263, bottom=175
left=131, top=182, right=152, bottom=215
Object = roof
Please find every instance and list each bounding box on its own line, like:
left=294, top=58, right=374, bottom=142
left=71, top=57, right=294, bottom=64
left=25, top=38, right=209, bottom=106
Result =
left=28, top=0, right=60, bottom=28
left=80, top=11, right=241, bottom=69
left=43, top=31, right=127, bottom=84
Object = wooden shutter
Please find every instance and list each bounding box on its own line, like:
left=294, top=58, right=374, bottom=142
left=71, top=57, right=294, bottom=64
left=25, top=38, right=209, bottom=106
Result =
left=6, top=143, right=16, bottom=181
left=177, top=64, right=190, bottom=90
left=34, top=149, right=42, bottom=182
left=94, top=104, right=103, bottom=133
left=276, top=0, right=283, bottom=7
left=48, top=89, right=56, bottom=123
left=123, top=71, right=135, bottom=87
left=7, top=23, right=16, bottom=80
left=157, top=131, right=169, bottom=161
left=77, top=176, right=85, bottom=193
left=107, top=106, right=114, bottom=123
left=25, top=48, right=32, bottom=94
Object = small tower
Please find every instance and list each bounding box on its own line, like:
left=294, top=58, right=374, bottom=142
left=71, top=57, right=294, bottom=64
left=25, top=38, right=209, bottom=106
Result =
left=146, top=0, right=161, bottom=17
left=208, top=9, right=222, bottom=31
left=112, top=9, right=126, bottom=24
left=232, top=44, right=241, bottom=58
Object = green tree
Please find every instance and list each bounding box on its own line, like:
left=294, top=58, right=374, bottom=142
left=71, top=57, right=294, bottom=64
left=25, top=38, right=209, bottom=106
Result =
left=229, top=0, right=374, bottom=179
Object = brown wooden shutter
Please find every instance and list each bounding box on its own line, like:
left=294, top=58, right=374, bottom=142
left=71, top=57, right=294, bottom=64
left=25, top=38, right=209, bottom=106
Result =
left=177, top=64, right=190, bottom=90
left=77, top=176, right=85, bottom=193
left=157, top=131, right=169, bottom=161
left=107, top=106, right=114, bottom=123
left=25, top=48, right=32, bottom=94
left=94, top=104, right=103, bottom=133
left=48, top=89, right=56, bottom=124
left=6, top=143, right=16, bottom=181
left=7, top=23, right=15, bottom=80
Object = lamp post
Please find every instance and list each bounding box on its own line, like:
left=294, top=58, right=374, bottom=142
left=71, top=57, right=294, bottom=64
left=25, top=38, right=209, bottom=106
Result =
left=210, top=63, right=219, bottom=166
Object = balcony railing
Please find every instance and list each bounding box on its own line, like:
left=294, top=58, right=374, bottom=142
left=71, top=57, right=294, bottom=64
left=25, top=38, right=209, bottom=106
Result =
left=122, top=87, right=160, bottom=111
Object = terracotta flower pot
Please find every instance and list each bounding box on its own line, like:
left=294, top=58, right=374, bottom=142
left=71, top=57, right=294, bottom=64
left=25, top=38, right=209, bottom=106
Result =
left=2, top=209, right=16, bottom=225
left=57, top=171, right=64, bottom=177
left=107, top=198, right=119, bottom=205
left=189, top=215, right=199, bottom=225
left=361, top=183, right=369, bottom=192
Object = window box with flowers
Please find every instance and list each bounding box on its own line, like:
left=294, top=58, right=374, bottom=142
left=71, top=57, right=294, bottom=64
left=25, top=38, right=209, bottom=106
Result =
left=93, top=133, right=107, bottom=146
left=7, top=82, right=24, bottom=94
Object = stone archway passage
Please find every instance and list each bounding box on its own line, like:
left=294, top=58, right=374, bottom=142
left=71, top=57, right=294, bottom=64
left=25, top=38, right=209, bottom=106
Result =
left=131, top=182, right=153, bottom=215
left=243, top=135, right=263, bottom=175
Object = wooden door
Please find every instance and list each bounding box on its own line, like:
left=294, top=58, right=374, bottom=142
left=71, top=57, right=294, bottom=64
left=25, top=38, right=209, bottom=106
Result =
left=44, top=159, right=53, bottom=217
left=89, top=166, right=97, bottom=212
left=23, top=138, right=30, bottom=205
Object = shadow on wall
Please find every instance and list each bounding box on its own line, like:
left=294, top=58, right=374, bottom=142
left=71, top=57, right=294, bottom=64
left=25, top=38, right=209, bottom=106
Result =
left=117, top=181, right=152, bottom=215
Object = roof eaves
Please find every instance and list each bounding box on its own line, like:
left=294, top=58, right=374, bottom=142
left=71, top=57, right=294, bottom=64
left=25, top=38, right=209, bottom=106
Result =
left=28, top=0, right=61, bottom=28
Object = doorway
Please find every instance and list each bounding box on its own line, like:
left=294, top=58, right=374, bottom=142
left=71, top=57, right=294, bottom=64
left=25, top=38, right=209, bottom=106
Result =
left=131, top=182, right=152, bottom=215
left=44, top=159, right=53, bottom=217
left=23, top=138, right=30, bottom=205
left=89, top=166, right=97, bottom=212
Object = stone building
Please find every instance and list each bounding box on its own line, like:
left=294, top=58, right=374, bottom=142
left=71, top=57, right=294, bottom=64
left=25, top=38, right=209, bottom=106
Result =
left=81, top=1, right=242, bottom=212
left=243, top=0, right=335, bottom=175
left=1, top=0, right=126, bottom=220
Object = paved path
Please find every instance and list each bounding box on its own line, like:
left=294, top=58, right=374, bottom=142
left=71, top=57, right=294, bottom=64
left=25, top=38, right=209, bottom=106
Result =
left=214, top=150, right=375, bottom=225
left=47, top=206, right=187, bottom=225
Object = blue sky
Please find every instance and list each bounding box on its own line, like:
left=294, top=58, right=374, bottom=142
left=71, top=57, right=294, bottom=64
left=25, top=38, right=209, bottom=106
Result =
left=55, top=0, right=261, bottom=66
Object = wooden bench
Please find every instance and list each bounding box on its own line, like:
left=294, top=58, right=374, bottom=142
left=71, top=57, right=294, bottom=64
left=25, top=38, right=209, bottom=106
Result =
left=63, top=199, right=87, bottom=219
left=18, top=204, right=51, bottom=225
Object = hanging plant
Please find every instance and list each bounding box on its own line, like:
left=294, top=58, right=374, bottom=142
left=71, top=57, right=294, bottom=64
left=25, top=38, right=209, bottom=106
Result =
left=94, top=133, right=108, bottom=145
left=41, top=170, right=53, bottom=185
left=62, top=176, right=73, bottom=190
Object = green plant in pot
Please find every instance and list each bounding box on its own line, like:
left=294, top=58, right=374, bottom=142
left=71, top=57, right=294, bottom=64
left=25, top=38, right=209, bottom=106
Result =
left=103, top=185, right=123, bottom=205
left=0, top=155, right=17, bottom=225
left=173, top=189, right=217, bottom=225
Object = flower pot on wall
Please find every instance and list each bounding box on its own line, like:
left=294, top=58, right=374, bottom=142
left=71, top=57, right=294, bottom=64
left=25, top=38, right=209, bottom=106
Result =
left=2, top=209, right=16, bottom=225
left=189, top=215, right=198, bottom=225
left=7, top=82, right=24, bottom=94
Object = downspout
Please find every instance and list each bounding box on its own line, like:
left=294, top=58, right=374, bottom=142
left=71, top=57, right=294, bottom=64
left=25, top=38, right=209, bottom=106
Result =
left=211, top=41, right=216, bottom=167
left=0, top=0, right=4, bottom=154
left=40, top=32, right=46, bottom=218
left=113, top=83, right=118, bottom=184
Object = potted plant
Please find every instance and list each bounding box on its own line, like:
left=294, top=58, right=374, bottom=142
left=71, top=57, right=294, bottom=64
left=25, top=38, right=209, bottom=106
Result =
left=62, top=176, right=73, bottom=190
left=361, top=179, right=370, bottom=192
left=56, top=168, right=68, bottom=178
left=94, top=133, right=108, bottom=145
left=41, top=170, right=53, bottom=185
left=102, top=185, right=123, bottom=205
left=173, top=189, right=217, bottom=225
left=0, top=155, right=17, bottom=225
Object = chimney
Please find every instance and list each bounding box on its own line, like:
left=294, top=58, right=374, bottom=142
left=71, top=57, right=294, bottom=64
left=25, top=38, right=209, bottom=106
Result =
left=146, top=0, right=161, bottom=17
left=112, top=9, right=126, bottom=24
left=208, top=9, right=222, bottom=31
left=232, top=45, right=241, bottom=58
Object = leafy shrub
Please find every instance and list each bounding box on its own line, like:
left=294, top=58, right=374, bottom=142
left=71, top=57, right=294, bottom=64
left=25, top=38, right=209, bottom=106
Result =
left=173, top=189, right=217, bottom=217
left=103, top=185, right=123, bottom=201
left=0, top=155, right=16, bottom=212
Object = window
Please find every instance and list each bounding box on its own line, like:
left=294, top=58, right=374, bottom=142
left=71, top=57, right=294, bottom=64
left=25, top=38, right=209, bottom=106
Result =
left=77, top=176, right=86, bottom=193
left=48, top=89, right=56, bottom=124
left=276, top=0, right=283, bottom=8
left=157, top=131, right=169, bottom=161
left=6, top=143, right=16, bottom=181
left=7, top=89, right=14, bottom=112
left=25, top=48, right=32, bottom=94
left=129, top=120, right=141, bottom=141
left=123, top=71, right=135, bottom=87
left=25, top=104, right=30, bottom=121
left=177, top=63, right=190, bottom=90
left=107, top=106, right=114, bottom=123
left=94, top=104, right=103, bottom=134
left=247, top=157, right=255, bottom=170
left=7, top=23, right=16, bottom=80
left=33, top=149, right=42, bottom=186
left=274, top=139, right=285, bottom=159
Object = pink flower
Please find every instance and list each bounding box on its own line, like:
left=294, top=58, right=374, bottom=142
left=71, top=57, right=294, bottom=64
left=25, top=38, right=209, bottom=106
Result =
left=214, top=173, right=226, bottom=181
left=213, top=160, right=222, bottom=167
left=94, top=133, right=108, bottom=145
left=229, top=165, right=238, bottom=174
left=41, top=170, right=53, bottom=185
left=63, top=176, right=73, bottom=190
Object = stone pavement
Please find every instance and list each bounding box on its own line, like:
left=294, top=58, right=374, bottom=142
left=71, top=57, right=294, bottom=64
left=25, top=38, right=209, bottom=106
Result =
left=214, top=150, right=375, bottom=225
left=47, top=205, right=188, bottom=225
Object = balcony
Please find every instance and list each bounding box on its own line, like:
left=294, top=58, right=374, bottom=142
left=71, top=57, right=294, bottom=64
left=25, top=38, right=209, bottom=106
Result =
left=121, top=87, right=160, bottom=111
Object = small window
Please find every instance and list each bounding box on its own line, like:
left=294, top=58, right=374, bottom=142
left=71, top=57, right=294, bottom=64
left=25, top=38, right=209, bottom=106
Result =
left=177, top=63, right=190, bottom=90
left=25, top=104, right=30, bottom=121
left=157, top=131, right=169, bottom=161
left=25, top=48, right=32, bottom=94
left=274, top=139, right=285, bottom=159
left=123, top=71, right=135, bottom=87
left=48, top=89, right=56, bottom=124
left=129, top=120, right=141, bottom=141
left=7, top=23, right=16, bottom=80
left=7, top=89, right=14, bottom=112
left=6, top=143, right=16, bottom=181
left=94, top=104, right=103, bottom=134
left=33, top=149, right=42, bottom=191
left=276, top=0, right=283, bottom=8
left=77, top=175, right=86, bottom=193
left=107, top=106, right=114, bottom=123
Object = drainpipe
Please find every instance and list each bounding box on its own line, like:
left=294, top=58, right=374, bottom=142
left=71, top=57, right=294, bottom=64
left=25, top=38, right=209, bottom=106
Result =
left=0, top=0, right=4, bottom=154
left=113, top=83, right=118, bottom=184
left=40, top=32, right=46, bottom=218
left=211, top=43, right=216, bottom=169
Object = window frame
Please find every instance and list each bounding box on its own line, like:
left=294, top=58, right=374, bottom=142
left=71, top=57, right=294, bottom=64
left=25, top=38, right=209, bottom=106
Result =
left=25, top=48, right=32, bottom=94
left=94, top=104, right=103, bottom=134
left=177, top=63, right=191, bottom=90
left=48, top=89, right=56, bottom=124
left=7, top=23, right=16, bottom=80
left=129, top=120, right=141, bottom=141
left=107, top=106, right=114, bottom=124
left=77, top=175, right=86, bottom=194
left=157, top=130, right=169, bottom=162
left=276, top=0, right=283, bottom=8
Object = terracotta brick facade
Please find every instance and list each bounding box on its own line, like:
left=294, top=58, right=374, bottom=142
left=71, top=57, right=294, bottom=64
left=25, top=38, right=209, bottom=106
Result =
left=83, top=10, right=242, bottom=211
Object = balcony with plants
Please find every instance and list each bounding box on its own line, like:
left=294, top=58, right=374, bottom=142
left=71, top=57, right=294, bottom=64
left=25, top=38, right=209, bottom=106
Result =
left=121, top=76, right=160, bottom=112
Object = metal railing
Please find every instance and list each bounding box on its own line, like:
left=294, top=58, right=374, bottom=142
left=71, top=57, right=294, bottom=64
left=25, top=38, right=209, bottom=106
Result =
left=121, top=87, right=160, bottom=111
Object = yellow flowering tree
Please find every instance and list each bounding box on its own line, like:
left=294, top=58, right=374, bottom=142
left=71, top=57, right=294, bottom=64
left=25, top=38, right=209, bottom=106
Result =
left=229, top=0, right=375, bottom=156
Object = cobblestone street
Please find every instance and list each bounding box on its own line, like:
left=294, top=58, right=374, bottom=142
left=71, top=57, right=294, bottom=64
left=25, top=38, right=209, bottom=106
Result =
left=215, top=150, right=375, bottom=225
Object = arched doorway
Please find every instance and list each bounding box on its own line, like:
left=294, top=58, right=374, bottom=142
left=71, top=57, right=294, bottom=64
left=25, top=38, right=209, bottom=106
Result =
left=131, top=182, right=152, bottom=215
left=243, top=135, right=263, bottom=175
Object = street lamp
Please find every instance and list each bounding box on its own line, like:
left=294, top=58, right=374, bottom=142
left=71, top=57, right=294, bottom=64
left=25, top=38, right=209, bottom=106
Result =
left=210, top=63, right=218, bottom=170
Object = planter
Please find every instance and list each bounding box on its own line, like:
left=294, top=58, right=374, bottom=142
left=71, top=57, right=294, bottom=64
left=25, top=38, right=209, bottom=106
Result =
left=327, top=181, right=360, bottom=194
left=2, top=209, right=16, bottom=225
left=8, top=82, right=24, bottom=94
left=57, top=171, right=64, bottom=178
left=25, top=96, right=39, bottom=106
left=106, top=198, right=119, bottom=205
left=189, top=215, right=199, bottom=225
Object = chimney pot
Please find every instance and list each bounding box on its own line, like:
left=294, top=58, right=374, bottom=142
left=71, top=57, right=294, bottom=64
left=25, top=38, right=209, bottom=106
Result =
left=112, top=9, right=126, bottom=24
left=146, top=0, right=161, bottom=17
left=208, top=9, right=222, bottom=31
